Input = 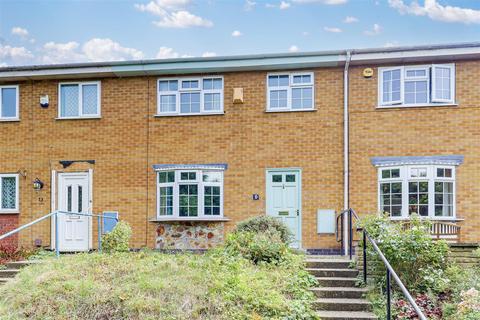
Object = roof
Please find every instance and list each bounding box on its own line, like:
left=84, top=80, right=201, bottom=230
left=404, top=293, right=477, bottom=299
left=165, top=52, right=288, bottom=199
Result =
left=1, top=42, right=479, bottom=81
left=370, top=155, right=464, bottom=167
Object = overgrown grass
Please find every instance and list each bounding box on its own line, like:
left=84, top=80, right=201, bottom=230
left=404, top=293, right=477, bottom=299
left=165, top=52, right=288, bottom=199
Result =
left=0, top=251, right=318, bottom=320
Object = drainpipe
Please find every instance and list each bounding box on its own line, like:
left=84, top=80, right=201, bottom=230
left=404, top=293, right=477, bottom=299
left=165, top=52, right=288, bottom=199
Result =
left=343, top=50, right=352, bottom=256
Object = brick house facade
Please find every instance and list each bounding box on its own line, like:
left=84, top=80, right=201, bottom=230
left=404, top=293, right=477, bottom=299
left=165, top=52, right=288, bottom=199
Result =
left=0, top=43, right=478, bottom=253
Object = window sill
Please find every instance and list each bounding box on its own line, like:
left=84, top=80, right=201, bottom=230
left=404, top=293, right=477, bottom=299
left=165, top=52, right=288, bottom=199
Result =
left=389, top=217, right=464, bottom=222
left=0, top=211, right=19, bottom=214
left=265, top=108, right=317, bottom=113
left=154, top=112, right=225, bottom=118
left=0, top=118, right=20, bottom=122
left=55, top=116, right=101, bottom=120
left=376, top=103, right=458, bottom=110
left=149, top=216, right=230, bottom=222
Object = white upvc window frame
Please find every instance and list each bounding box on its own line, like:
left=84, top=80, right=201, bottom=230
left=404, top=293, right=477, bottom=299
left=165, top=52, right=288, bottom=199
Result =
left=0, top=173, right=19, bottom=213
left=156, top=169, right=224, bottom=219
left=266, top=72, right=315, bottom=112
left=58, top=81, right=101, bottom=119
left=378, top=64, right=455, bottom=108
left=156, top=76, right=224, bottom=116
left=0, top=85, right=19, bottom=121
left=377, top=165, right=456, bottom=220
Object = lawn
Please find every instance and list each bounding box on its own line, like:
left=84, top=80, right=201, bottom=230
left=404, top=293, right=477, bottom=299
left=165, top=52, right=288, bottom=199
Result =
left=0, top=250, right=318, bottom=320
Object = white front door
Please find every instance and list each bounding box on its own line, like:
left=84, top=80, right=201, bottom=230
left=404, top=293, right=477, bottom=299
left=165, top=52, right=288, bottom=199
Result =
left=266, top=170, right=301, bottom=248
left=57, top=172, right=90, bottom=252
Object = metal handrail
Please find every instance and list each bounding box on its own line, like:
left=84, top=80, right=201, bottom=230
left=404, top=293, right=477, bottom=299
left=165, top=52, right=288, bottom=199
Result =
left=0, top=210, right=119, bottom=258
left=338, top=208, right=427, bottom=320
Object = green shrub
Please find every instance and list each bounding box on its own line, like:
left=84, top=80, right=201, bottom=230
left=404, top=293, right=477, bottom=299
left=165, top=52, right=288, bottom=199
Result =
left=223, top=230, right=289, bottom=265
left=0, top=252, right=319, bottom=319
left=101, top=221, right=132, bottom=253
left=236, top=215, right=292, bottom=244
left=359, top=214, right=450, bottom=294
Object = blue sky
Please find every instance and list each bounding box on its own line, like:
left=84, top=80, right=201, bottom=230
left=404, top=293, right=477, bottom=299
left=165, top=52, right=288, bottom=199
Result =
left=0, top=0, right=479, bottom=66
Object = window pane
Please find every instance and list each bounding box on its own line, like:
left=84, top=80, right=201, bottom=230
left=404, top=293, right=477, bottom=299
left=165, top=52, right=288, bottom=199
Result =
left=204, top=186, right=220, bottom=215
left=82, top=84, right=98, bottom=115
left=1, top=177, right=16, bottom=209
left=380, top=182, right=402, bottom=217
left=179, top=184, right=198, bottom=217
left=269, top=90, right=287, bottom=109
left=292, top=87, right=313, bottom=109
left=67, top=185, right=72, bottom=212
left=1, top=88, right=17, bottom=118
left=60, top=84, right=79, bottom=117
left=204, top=93, right=221, bottom=111
left=78, top=186, right=83, bottom=212
left=203, top=172, right=222, bottom=182
left=180, top=92, right=200, bottom=113
left=434, top=67, right=451, bottom=100
left=285, top=174, right=295, bottom=182
left=272, top=175, right=282, bottom=182
left=160, top=95, right=176, bottom=113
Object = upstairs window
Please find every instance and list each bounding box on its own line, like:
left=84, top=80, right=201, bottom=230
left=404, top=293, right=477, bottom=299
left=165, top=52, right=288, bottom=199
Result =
left=59, top=82, right=101, bottom=118
left=0, top=85, right=19, bottom=120
left=0, top=174, right=19, bottom=213
left=378, top=64, right=455, bottom=107
left=267, top=72, right=314, bottom=111
left=157, top=169, right=224, bottom=219
left=378, top=165, right=456, bottom=219
left=157, top=77, right=223, bottom=116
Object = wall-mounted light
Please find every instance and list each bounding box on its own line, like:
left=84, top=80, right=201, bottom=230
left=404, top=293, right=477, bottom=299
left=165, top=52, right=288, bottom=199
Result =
left=40, top=95, right=49, bottom=108
left=33, top=178, right=44, bottom=191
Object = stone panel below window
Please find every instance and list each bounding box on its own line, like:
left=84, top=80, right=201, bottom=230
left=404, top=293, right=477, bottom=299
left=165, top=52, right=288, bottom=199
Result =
left=155, top=222, right=224, bottom=250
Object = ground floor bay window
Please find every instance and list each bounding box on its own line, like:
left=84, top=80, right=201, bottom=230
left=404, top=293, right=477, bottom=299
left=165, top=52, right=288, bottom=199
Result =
left=153, top=164, right=226, bottom=220
left=372, top=156, right=463, bottom=220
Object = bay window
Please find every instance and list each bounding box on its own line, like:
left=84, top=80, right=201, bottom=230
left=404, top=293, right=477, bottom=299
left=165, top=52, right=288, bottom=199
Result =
left=378, top=165, right=456, bottom=219
left=378, top=64, right=455, bottom=107
left=156, top=169, right=224, bottom=219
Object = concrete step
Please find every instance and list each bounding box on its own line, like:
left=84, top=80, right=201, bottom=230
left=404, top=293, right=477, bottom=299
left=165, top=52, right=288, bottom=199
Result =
left=0, top=278, right=10, bottom=284
left=314, top=298, right=372, bottom=312
left=0, top=269, right=19, bottom=278
left=316, top=310, right=377, bottom=320
left=307, top=268, right=358, bottom=278
left=306, top=260, right=353, bottom=269
left=316, top=277, right=358, bottom=287
left=5, top=260, right=41, bottom=270
left=311, top=286, right=368, bottom=299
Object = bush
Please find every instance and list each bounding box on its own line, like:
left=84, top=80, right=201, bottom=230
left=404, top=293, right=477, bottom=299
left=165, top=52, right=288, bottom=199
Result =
left=0, top=251, right=319, bottom=319
left=101, top=221, right=132, bottom=253
left=223, top=230, right=289, bottom=265
left=359, top=214, right=450, bottom=294
left=236, top=215, right=292, bottom=244
left=0, top=244, right=34, bottom=264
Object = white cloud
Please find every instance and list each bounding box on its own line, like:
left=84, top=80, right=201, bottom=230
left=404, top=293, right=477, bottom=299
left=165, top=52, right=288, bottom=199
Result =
left=280, top=1, right=291, bottom=9
left=302, top=31, right=310, bottom=36
left=156, top=46, right=180, bottom=59
left=0, top=63, right=7, bottom=68
left=292, top=0, right=347, bottom=4
left=11, top=27, right=29, bottom=38
left=343, top=15, right=358, bottom=23
left=265, top=3, right=276, bottom=8
left=289, top=45, right=299, bottom=52
left=82, top=38, right=144, bottom=61
left=364, top=23, right=382, bottom=35
left=232, top=30, right=243, bottom=37
left=135, top=0, right=213, bottom=28
left=384, top=41, right=400, bottom=48
left=324, top=26, right=342, bottom=33
left=389, top=0, right=480, bottom=24
left=244, top=0, right=256, bottom=11
left=0, top=45, right=34, bottom=65
left=202, top=51, right=217, bottom=57
left=41, top=38, right=144, bottom=64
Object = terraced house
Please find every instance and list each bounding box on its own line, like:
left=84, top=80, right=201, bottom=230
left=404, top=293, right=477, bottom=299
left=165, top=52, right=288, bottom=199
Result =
left=0, top=42, right=479, bottom=254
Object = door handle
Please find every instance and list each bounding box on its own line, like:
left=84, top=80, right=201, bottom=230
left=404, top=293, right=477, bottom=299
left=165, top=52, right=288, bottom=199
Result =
left=296, top=209, right=300, bottom=216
